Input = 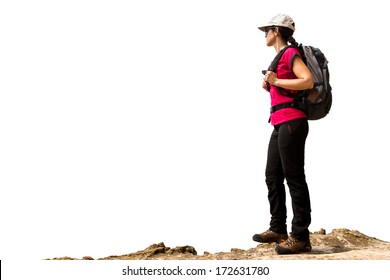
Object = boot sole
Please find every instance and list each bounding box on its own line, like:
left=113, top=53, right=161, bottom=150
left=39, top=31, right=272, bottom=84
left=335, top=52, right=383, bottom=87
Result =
left=275, top=243, right=312, bottom=255
left=253, top=234, right=287, bottom=244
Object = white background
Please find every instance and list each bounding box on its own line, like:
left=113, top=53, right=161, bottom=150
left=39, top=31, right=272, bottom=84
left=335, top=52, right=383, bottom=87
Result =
left=0, top=0, right=389, bottom=276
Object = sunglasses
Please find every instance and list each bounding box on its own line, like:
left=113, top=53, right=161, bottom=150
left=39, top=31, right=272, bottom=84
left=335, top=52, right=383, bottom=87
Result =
left=265, top=26, right=277, bottom=36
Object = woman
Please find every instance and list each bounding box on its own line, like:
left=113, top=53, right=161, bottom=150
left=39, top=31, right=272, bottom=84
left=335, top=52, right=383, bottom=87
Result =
left=253, top=14, right=314, bottom=254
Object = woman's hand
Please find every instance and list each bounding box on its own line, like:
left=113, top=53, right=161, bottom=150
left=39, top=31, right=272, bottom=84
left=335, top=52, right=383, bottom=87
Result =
left=264, top=71, right=278, bottom=86
left=262, top=81, right=269, bottom=91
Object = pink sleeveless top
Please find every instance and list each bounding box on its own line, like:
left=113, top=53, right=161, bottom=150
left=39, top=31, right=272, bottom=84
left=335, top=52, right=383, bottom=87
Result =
left=269, top=47, right=307, bottom=125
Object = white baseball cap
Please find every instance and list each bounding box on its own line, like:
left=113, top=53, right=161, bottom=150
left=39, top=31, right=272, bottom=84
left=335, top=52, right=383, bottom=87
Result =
left=258, top=13, right=295, bottom=32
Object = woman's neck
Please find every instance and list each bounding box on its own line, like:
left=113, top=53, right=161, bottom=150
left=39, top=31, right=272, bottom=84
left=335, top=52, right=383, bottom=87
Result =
left=274, top=39, right=288, bottom=53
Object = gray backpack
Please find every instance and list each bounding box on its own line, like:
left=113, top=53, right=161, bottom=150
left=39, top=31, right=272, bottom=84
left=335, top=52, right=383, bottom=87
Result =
left=269, top=44, right=332, bottom=120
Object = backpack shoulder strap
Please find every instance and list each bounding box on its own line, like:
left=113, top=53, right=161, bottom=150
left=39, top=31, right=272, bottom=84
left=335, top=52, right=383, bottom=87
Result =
left=268, top=45, right=297, bottom=72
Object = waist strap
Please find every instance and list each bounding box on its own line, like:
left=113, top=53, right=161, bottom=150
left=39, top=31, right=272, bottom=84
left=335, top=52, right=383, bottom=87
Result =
left=270, top=102, right=297, bottom=113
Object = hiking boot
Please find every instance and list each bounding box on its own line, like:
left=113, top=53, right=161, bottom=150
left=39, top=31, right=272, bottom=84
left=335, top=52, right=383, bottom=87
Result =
left=252, top=229, right=288, bottom=244
left=275, top=236, right=312, bottom=254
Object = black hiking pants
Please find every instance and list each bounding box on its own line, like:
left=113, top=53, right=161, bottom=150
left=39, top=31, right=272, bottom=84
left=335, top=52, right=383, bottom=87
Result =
left=265, top=118, right=311, bottom=241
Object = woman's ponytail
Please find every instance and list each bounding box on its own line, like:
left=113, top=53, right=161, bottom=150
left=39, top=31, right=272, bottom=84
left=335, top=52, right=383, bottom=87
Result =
left=288, top=36, right=298, bottom=47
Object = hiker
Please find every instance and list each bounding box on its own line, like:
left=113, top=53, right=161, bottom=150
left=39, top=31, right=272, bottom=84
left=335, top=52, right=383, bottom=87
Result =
left=253, top=14, right=314, bottom=254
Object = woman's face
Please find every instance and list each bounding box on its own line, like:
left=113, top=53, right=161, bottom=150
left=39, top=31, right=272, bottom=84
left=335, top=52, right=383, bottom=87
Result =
left=265, top=27, right=276, bottom=47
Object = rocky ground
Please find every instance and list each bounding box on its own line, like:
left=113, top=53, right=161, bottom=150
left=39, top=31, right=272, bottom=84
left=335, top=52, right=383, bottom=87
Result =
left=49, top=228, right=390, bottom=260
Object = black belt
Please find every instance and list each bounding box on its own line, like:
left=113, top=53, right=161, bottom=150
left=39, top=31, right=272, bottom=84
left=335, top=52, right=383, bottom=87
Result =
left=270, top=102, right=297, bottom=113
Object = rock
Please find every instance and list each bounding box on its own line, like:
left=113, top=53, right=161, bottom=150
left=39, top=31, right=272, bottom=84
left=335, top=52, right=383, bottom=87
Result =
left=314, top=228, right=326, bottom=235
left=48, top=228, right=390, bottom=260
left=143, top=242, right=168, bottom=256
left=169, top=245, right=197, bottom=255
left=47, top=256, right=77, bottom=260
